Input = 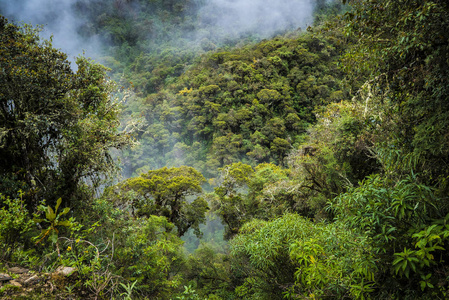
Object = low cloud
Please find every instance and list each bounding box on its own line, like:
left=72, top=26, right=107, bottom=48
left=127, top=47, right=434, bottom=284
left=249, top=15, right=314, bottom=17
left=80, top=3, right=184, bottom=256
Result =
left=199, top=0, right=314, bottom=38
left=0, top=0, right=101, bottom=66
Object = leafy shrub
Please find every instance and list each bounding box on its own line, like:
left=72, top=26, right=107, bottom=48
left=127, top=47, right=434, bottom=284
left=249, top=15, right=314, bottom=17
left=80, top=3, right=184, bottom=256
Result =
left=230, top=213, right=375, bottom=299
left=0, top=192, right=35, bottom=260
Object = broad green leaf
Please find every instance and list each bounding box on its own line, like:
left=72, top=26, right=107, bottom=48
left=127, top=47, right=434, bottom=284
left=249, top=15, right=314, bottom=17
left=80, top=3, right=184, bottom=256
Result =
left=46, top=206, right=56, bottom=221
left=59, top=207, right=70, bottom=216
left=55, top=198, right=62, bottom=214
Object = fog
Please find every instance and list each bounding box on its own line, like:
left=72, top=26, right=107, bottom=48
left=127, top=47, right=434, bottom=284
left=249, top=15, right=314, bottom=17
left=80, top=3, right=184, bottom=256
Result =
left=198, top=0, right=314, bottom=38
left=1, top=0, right=317, bottom=63
left=0, top=0, right=321, bottom=250
left=0, top=0, right=101, bottom=67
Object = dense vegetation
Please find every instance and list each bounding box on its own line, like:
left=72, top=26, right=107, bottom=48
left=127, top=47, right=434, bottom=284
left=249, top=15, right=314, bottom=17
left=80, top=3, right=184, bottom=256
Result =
left=121, top=28, right=351, bottom=178
left=1, top=0, right=449, bottom=299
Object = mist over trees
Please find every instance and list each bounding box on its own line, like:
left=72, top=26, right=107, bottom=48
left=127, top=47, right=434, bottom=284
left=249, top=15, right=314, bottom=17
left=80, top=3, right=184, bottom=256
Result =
left=1, top=0, right=449, bottom=299
left=0, top=16, right=130, bottom=210
left=0, top=0, right=318, bottom=66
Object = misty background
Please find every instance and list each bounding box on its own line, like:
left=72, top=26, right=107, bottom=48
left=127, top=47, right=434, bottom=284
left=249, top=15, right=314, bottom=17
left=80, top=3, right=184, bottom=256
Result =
left=0, top=0, right=103, bottom=66
left=0, top=0, right=317, bottom=66
left=0, top=0, right=325, bottom=250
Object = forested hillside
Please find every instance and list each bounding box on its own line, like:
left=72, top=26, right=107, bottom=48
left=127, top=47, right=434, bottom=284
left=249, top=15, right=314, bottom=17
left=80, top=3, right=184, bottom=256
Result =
left=1, top=0, right=449, bottom=299
left=121, top=29, right=351, bottom=178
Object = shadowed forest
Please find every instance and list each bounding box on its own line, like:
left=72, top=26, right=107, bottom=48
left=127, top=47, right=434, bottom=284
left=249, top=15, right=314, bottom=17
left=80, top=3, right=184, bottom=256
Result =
left=1, top=0, right=449, bottom=299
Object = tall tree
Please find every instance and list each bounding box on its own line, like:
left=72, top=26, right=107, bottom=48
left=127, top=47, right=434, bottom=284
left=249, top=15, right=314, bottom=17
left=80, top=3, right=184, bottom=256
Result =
left=0, top=16, right=129, bottom=209
left=106, top=166, right=209, bottom=237
left=343, top=0, right=449, bottom=187
left=334, top=1, right=449, bottom=297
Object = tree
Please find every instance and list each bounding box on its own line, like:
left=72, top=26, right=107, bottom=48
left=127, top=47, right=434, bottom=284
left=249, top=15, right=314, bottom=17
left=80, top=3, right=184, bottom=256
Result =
left=184, top=243, right=233, bottom=298
left=330, top=2, right=449, bottom=296
left=212, top=162, right=254, bottom=239
left=0, top=16, right=130, bottom=209
left=211, top=133, right=243, bottom=165
left=270, top=137, right=290, bottom=164
left=230, top=214, right=374, bottom=299
left=256, top=89, right=282, bottom=106
left=262, top=117, right=286, bottom=141
left=212, top=162, right=319, bottom=238
left=106, top=166, right=209, bottom=237
left=342, top=0, right=449, bottom=188
left=113, top=215, right=185, bottom=298
left=329, top=172, right=449, bottom=298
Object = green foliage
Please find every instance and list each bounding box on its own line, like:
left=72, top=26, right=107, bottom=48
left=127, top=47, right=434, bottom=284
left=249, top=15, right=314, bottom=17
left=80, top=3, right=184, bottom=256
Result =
left=0, top=16, right=130, bottom=210
left=0, top=191, right=35, bottom=260
left=119, top=280, right=138, bottom=300
left=273, top=99, right=381, bottom=225
left=230, top=214, right=375, bottom=299
left=176, top=285, right=201, bottom=300
left=212, top=163, right=287, bottom=238
left=326, top=2, right=449, bottom=296
left=184, top=242, right=233, bottom=298
left=5, top=1, right=449, bottom=299
left=343, top=0, right=449, bottom=189
left=57, top=198, right=187, bottom=299
left=313, top=0, right=349, bottom=25
left=330, top=172, right=449, bottom=298
left=113, top=215, right=185, bottom=297
left=120, top=27, right=352, bottom=177
left=331, top=173, right=439, bottom=252
left=33, top=198, right=73, bottom=252
left=212, top=158, right=343, bottom=239
left=105, top=166, right=208, bottom=237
